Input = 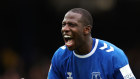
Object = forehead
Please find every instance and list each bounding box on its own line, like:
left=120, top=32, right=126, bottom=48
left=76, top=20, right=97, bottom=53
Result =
left=62, top=11, right=82, bottom=23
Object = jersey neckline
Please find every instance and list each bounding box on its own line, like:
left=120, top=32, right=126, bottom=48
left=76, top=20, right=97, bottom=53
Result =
left=73, top=38, right=99, bottom=58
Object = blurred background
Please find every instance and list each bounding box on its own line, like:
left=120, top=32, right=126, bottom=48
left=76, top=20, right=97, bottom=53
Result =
left=0, top=0, right=140, bottom=79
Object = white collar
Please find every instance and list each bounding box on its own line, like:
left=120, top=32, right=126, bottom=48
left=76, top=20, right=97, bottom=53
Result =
left=73, top=39, right=99, bottom=58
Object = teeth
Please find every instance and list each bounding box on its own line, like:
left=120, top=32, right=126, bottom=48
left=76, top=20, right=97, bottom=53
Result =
left=64, top=35, right=71, bottom=38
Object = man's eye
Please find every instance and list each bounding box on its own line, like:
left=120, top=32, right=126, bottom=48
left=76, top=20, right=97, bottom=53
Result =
left=62, top=23, right=65, bottom=27
left=69, top=23, right=75, bottom=27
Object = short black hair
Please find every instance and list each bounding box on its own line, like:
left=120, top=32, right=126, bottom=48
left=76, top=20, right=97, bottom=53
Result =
left=68, top=8, right=93, bottom=28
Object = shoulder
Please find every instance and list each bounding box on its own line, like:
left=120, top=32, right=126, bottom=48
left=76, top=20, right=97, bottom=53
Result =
left=97, top=39, right=125, bottom=55
left=54, top=45, right=67, bottom=57
left=96, top=38, right=128, bottom=67
left=53, top=45, right=71, bottom=58
left=96, top=38, right=128, bottom=62
left=52, top=45, right=72, bottom=65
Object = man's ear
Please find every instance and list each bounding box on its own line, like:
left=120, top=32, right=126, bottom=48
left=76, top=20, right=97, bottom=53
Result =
left=84, top=25, right=91, bottom=35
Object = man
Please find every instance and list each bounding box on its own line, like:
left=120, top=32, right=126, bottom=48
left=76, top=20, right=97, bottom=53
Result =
left=48, top=8, right=136, bottom=79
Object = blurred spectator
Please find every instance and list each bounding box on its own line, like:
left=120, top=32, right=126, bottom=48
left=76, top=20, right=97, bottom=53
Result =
left=0, top=48, right=21, bottom=79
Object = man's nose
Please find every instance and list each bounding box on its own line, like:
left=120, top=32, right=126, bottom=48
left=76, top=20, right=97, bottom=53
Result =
left=62, top=25, right=70, bottom=32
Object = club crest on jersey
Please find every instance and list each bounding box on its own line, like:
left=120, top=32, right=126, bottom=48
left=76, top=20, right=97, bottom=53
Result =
left=67, top=72, right=73, bottom=79
left=91, top=72, right=102, bottom=79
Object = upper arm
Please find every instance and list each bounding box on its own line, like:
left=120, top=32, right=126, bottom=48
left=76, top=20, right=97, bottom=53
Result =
left=48, top=63, right=62, bottom=79
left=48, top=49, right=63, bottom=79
left=112, top=50, right=136, bottom=79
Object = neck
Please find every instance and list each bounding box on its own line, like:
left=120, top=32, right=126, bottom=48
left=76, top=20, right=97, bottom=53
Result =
left=74, top=37, right=93, bottom=55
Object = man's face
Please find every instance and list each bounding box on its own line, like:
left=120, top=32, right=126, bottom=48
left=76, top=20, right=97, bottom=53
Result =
left=61, top=11, right=85, bottom=50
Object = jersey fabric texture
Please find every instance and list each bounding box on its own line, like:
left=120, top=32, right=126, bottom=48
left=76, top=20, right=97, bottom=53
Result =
left=48, top=38, right=136, bottom=79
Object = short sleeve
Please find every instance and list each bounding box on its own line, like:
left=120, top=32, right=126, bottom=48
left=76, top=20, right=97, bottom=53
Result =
left=113, top=50, right=136, bottom=79
left=48, top=49, right=63, bottom=79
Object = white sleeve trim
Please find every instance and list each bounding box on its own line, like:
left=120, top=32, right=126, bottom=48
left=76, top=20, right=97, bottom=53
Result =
left=120, top=64, right=136, bottom=79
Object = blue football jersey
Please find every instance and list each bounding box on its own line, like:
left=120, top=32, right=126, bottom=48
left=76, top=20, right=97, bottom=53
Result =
left=48, top=38, right=136, bottom=79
